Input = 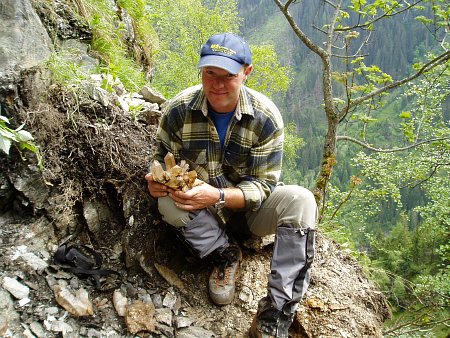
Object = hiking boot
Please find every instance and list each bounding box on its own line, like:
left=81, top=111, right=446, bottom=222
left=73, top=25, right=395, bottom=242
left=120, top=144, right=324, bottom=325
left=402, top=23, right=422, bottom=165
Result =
left=249, top=296, right=294, bottom=338
left=208, top=244, right=242, bottom=305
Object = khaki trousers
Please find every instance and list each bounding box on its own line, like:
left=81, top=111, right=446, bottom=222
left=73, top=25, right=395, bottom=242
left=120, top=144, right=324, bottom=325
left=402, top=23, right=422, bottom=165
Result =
left=158, top=185, right=317, bottom=235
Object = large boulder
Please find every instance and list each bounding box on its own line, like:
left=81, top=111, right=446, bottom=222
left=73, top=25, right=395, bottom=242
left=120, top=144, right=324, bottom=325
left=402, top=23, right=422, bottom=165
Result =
left=0, top=0, right=52, bottom=81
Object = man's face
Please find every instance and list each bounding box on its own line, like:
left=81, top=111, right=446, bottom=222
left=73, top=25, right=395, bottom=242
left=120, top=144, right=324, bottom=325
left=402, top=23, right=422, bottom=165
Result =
left=201, top=66, right=252, bottom=113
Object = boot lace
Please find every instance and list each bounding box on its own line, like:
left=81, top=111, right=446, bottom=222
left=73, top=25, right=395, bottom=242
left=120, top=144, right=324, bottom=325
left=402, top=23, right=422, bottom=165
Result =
left=213, top=246, right=240, bottom=285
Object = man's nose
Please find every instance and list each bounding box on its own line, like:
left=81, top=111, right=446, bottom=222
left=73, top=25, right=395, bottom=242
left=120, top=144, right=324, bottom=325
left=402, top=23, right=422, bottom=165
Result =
left=212, top=77, right=226, bottom=88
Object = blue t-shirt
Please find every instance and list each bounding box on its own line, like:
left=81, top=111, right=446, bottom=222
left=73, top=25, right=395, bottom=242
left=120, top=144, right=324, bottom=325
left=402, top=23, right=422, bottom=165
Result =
left=209, top=108, right=235, bottom=147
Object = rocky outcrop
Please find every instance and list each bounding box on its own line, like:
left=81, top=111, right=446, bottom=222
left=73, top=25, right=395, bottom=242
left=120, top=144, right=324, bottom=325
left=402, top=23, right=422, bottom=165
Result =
left=0, top=0, right=52, bottom=79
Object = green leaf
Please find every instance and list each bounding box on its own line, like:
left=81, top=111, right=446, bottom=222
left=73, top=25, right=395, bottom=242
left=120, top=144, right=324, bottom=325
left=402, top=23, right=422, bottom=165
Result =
left=399, top=111, right=411, bottom=119
left=333, top=97, right=346, bottom=105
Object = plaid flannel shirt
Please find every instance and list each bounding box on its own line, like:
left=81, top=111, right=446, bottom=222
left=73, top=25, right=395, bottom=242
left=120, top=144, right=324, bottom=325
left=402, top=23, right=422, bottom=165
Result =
left=154, top=84, right=284, bottom=223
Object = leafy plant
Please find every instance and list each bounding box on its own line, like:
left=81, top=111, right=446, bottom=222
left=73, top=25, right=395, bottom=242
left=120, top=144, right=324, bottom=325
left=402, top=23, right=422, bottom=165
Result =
left=78, top=0, right=158, bottom=92
left=247, top=44, right=292, bottom=98
left=148, top=0, right=241, bottom=97
left=46, top=51, right=88, bottom=88
left=326, top=56, right=450, bottom=335
left=0, top=115, right=37, bottom=156
left=282, top=122, right=305, bottom=184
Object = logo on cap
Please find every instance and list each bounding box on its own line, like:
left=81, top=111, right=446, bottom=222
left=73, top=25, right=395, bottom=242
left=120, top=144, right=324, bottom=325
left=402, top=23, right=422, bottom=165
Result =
left=210, top=44, right=237, bottom=56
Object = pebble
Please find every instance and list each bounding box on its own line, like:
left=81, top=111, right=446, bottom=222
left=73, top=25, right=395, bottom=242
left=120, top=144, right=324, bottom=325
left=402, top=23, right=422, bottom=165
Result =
left=155, top=307, right=173, bottom=326
left=53, top=285, right=93, bottom=317
left=0, top=315, right=8, bottom=336
left=112, top=289, right=127, bottom=316
left=29, top=321, right=46, bottom=338
left=162, top=288, right=177, bottom=308
left=176, top=326, right=217, bottom=338
left=175, top=315, right=195, bottom=329
left=2, top=276, right=30, bottom=300
left=152, top=293, right=163, bottom=308
left=20, top=252, right=49, bottom=272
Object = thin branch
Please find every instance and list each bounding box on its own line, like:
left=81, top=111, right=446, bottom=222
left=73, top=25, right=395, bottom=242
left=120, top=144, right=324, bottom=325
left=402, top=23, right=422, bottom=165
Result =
left=346, top=51, right=450, bottom=110
left=332, top=52, right=369, bottom=58
left=441, top=30, right=448, bottom=50
left=323, top=0, right=337, bottom=9
left=284, top=0, right=295, bottom=11
left=336, top=135, right=450, bottom=152
left=386, top=317, right=450, bottom=336
left=329, top=181, right=358, bottom=220
left=332, top=30, right=372, bottom=59
left=312, top=24, right=329, bottom=35
left=384, top=308, right=448, bottom=335
left=273, top=0, right=327, bottom=58
left=336, top=0, right=424, bottom=32
left=327, top=0, right=344, bottom=54
left=399, top=165, right=441, bottom=190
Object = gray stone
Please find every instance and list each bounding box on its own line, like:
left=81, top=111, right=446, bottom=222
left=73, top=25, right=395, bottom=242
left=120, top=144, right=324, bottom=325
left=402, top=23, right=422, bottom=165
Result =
left=0, top=289, right=20, bottom=332
left=176, top=326, right=217, bottom=338
left=2, top=276, right=30, bottom=300
left=19, top=252, right=49, bottom=272
left=83, top=199, right=115, bottom=236
left=152, top=293, right=163, bottom=309
left=86, top=328, right=102, bottom=337
left=8, top=164, right=50, bottom=211
left=29, top=321, right=46, bottom=338
left=61, top=39, right=99, bottom=73
left=162, top=289, right=177, bottom=309
left=22, top=326, right=35, bottom=338
left=155, top=308, right=173, bottom=326
left=156, top=323, right=175, bottom=337
left=0, top=315, right=8, bottom=336
left=175, top=316, right=195, bottom=329
left=44, top=318, right=73, bottom=334
left=139, top=86, right=166, bottom=105
left=85, top=84, right=110, bottom=106
left=0, top=0, right=52, bottom=78
left=45, top=307, right=60, bottom=316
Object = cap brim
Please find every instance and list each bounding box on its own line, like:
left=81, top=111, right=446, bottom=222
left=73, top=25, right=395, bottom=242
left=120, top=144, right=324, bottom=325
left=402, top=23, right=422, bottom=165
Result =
left=197, top=55, right=243, bottom=75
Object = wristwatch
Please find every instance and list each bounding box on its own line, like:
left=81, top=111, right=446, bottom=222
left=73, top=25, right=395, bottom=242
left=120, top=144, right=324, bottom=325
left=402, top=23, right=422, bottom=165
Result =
left=214, top=188, right=225, bottom=209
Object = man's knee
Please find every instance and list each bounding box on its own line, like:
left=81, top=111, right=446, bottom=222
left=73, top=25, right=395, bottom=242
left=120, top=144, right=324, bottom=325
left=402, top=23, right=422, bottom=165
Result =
left=158, top=196, right=191, bottom=228
left=275, top=185, right=317, bottom=229
left=278, top=184, right=312, bottom=198
left=274, top=185, right=315, bottom=209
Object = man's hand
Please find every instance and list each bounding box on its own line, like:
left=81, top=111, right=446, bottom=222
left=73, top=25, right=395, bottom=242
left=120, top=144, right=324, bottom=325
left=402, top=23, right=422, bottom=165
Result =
left=168, top=182, right=220, bottom=211
left=145, top=173, right=176, bottom=198
left=146, top=173, right=245, bottom=210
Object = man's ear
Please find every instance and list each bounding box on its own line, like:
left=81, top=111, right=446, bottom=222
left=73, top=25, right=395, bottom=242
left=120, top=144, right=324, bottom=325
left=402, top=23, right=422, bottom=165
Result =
left=244, top=65, right=253, bottom=77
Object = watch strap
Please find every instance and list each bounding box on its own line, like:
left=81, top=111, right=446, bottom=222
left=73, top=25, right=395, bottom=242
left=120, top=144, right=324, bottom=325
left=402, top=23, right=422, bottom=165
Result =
left=215, top=188, right=225, bottom=209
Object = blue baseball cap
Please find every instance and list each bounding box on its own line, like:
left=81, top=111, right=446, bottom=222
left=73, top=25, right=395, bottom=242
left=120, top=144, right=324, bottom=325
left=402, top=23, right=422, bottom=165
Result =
left=198, top=33, right=252, bottom=75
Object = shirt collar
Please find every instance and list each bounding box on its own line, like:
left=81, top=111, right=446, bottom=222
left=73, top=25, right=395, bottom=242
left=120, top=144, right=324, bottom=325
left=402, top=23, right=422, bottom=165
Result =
left=188, top=85, right=255, bottom=121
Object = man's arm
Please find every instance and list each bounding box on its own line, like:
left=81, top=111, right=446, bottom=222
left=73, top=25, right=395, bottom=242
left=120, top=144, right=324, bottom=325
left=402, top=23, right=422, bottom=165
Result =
left=235, top=126, right=284, bottom=211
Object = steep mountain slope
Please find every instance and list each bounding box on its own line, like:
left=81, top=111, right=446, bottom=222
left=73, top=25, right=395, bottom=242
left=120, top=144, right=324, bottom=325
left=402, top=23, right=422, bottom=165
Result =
left=0, top=0, right=390, bottom=337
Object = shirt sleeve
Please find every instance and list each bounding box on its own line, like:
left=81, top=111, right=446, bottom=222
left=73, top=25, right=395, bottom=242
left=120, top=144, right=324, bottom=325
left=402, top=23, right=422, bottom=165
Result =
left=154, top=104, right=184, bottom=166
left=236, top=126, right=284, bottom=212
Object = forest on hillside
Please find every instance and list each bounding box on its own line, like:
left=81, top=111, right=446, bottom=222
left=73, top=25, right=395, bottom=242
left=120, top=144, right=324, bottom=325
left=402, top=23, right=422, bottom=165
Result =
left=1, top=0, right=448, bottom=336
left=238, top=0, right=449, bottom=336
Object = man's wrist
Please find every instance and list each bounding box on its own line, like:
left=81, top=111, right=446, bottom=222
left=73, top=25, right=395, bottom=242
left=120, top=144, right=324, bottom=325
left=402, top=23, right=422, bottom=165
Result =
left=214, top=188, right=225, bottom=209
